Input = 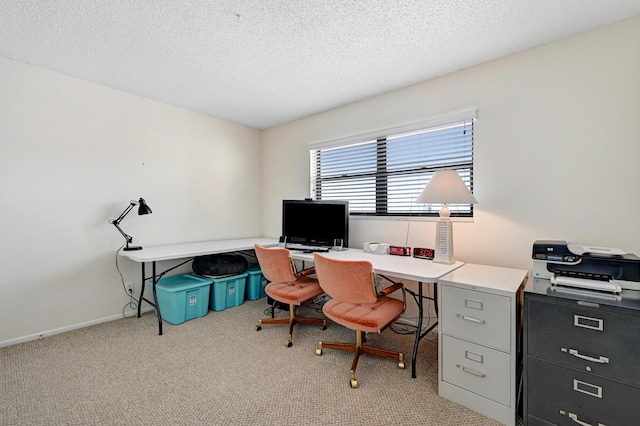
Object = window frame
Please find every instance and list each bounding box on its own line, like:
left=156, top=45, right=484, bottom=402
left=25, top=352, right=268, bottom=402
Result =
left=308, top=110, right=476, bottom=219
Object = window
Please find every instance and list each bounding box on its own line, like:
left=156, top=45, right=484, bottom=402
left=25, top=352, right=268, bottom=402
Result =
left=309, top=111, right=475, bottom=218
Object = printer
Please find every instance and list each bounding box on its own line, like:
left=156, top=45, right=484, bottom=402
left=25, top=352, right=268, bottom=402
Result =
left=532, top=240, right=640, bottom=293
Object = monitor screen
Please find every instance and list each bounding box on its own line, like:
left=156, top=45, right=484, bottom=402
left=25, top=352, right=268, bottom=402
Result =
left=282, top=199, right=349, bottom=248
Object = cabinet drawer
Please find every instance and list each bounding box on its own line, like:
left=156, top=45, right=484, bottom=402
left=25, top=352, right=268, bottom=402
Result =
left=527, top=298, right=640, bottom=386
left=527, top=357, right=640, bottom=426
left=442, top=335, right=511, bottom=406
left=441, top=285, right=511, bottom=352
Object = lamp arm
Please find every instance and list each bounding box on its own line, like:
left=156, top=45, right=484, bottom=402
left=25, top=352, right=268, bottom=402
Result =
left=111, top=222, right=133, bottom=244
left=108, top=201, right=138, bottom=246
left=110, top=201, right=137, bottom=225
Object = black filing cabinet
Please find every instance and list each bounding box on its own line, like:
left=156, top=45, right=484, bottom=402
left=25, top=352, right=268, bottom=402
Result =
left=524, top=278, right=640, bottom=425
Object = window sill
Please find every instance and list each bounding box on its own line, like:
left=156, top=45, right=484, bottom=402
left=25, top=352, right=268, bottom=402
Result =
left=350, top=215, right=474, bottom=223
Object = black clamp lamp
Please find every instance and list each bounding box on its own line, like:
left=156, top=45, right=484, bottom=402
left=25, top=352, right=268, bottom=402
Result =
left=109, top=198, right=152, bottom=251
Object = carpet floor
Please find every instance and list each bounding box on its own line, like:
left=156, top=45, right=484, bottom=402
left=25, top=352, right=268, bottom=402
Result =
left=1, top=298, right=502, bottom=425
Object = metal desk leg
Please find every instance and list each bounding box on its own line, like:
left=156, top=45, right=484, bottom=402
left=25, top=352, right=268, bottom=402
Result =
left=411, top=283, right=424, bottom=378
left=433, top=283, right=438, bottom=317
left=411, top=282, right=438, bottom=379
left=137, top=262, right=146, bottom=318
left=137, top=261, right=164, bottom=335
left=152, top=261, right=163, bottom=335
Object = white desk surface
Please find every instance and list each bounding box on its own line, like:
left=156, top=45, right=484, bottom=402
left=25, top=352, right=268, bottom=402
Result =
left=290, top=249, right=464, bottom=283
left=118, top=237, right=278, bottom=262
left=439, top=263, right=528, bottom=296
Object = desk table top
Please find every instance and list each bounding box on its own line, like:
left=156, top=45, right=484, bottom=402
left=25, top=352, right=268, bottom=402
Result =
left=290, top=248, right=464, bottom=283
left=118, top=237, right=278, bottom=262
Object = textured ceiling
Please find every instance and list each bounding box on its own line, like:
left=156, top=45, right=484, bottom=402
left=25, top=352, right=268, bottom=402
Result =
left=1, top=1, right=639, bottom=130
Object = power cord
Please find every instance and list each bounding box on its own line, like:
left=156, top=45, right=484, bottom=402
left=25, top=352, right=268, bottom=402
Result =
left=390, top=322, right=418, bottom=335
left=263, top=303, right=288, bottom=317
left=305, top=295, right=327, bottom=314
left=390, top=316, right=438, bottom=339
left=263, top=306, right=283, bottom=316
left=115, top=243, right=138, bottom=318
left=388, top=282, right=438, bottom=339
left=122, top=286, right=138, bottom=318
left=262, top=295, right=326, bottom=317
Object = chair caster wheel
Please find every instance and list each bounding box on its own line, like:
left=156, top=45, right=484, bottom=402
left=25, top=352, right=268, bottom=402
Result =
left=320, top=324, right=327, bottom=330
left=350, top=378, right=358, bottom=388
left=316, top=348, right=322, bottom=356
left=286, top=340, right=292, bottom=348
left=255, top=325, right=262, bottom=331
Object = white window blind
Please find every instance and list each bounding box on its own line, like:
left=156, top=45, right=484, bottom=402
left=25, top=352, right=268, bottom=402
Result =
left=309, top=114, right=475, bottom=217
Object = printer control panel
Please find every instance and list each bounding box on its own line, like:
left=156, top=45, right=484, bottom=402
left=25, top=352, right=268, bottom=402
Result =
left=532, top=252, right=580, bottom=263
left=532, top=240, right=581, bottom=264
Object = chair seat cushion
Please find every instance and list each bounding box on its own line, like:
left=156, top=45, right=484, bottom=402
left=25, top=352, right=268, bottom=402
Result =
left=265, top=276, right=323, bottom=306
left=322, top=297, right=404, bottom=333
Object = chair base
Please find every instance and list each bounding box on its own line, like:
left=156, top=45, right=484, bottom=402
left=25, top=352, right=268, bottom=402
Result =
left=316, top=329, right=404, bottom=388
left=256, top=303, right=327, bottom=347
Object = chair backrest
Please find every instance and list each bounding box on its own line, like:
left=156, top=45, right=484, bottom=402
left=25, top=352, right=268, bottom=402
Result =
left=254, top=244, right=298, bottom=283
left=313, top=253, right=377, bottom=304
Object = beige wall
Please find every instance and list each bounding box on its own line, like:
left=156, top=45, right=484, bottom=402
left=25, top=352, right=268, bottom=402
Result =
left=0, top=57, right=262, bottom=344
left=262, top=16, right=640, bottom=269
left=261, top=17, right=640, bottom=322
left=2, top=15, right=638, bottom=343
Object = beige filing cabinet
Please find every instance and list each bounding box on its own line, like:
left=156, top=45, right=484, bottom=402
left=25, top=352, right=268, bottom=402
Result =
left=438, top=263, right=528, bottom=425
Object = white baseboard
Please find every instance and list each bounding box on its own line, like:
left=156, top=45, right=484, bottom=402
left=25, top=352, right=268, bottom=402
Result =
left=3, top=309, right=429, bottom=348
left=0, top=307, right=155, bottom=348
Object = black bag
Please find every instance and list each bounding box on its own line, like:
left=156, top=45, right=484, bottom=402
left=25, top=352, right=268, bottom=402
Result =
left=192, top=254, right=248, bottom=277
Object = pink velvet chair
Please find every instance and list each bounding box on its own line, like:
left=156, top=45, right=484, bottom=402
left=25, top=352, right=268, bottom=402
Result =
left=312, top=252, right=405, bottom=388
left=254, top=244, right=327, bottom=347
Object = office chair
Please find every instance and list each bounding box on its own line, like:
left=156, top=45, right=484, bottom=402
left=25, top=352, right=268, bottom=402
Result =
left=254, top=244, right=327, bottom=347
left=312, top=252, right=405, bottom=388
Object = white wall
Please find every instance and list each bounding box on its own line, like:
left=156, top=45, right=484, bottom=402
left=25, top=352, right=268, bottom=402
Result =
left=261, top=17, right=640, bottom=320
left=2, top=16, right=638, bottom=344
left=0, top=57, right=262, bottom=344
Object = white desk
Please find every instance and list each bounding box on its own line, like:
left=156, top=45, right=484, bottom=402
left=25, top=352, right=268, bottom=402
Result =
left=119, top=237, right=278, bottom=335
left=120, top=240, right=461, bottom=378
left=290, top=248, right=464, bottom=378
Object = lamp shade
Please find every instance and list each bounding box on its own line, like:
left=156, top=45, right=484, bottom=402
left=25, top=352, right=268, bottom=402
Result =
left=416, top=170, right=478, bottom=205
left=414, top=170, right=476, bottom=264
left=137, top=198, right=152, bottom=215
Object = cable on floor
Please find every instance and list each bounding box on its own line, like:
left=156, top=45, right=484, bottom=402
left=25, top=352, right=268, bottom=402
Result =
left=115, top=242, right=139, bottom=318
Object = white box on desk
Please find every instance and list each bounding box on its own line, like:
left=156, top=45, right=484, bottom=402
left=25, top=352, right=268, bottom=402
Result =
left=363, top=242, right=390, bottom=254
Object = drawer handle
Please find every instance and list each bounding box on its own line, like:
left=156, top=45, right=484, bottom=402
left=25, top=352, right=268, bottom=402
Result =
left=460, top=366, right=486, bottom=377
left=567, top=412, right=606, bottom=426
left=460, top=315, right=485, bottom=324
left=562, top=348, right=609, bottom=364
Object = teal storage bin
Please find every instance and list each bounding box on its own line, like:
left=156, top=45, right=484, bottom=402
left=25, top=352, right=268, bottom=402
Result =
left=246, top=263, right=268, bottom=300
left=210, top=273, right=248, bottom=311
left=147, top=274, right=212, bottom=325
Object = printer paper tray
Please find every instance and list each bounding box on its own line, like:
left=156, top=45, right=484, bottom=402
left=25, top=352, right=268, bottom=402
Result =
left=551, top=275, right=621, bottom=294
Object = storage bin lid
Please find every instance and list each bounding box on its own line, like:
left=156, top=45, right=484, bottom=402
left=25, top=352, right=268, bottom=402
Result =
left=246, top=263, right=262, bottom=274
left=210, top=272, right=248, bottom=282
left=147, top=273, right=213, bottom=292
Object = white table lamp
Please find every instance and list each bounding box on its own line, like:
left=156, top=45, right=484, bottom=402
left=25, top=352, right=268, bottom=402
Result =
left=416, top=170, right=477, bottom=264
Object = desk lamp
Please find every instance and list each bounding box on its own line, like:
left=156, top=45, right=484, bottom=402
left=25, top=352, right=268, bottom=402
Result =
left=109, top=198, right=152, bottom=251
left=416, top=170, right=477, bottom=264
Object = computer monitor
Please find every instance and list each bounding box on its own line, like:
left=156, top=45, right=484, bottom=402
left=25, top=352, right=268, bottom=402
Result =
left=282, top=199, right=349, bottom=248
